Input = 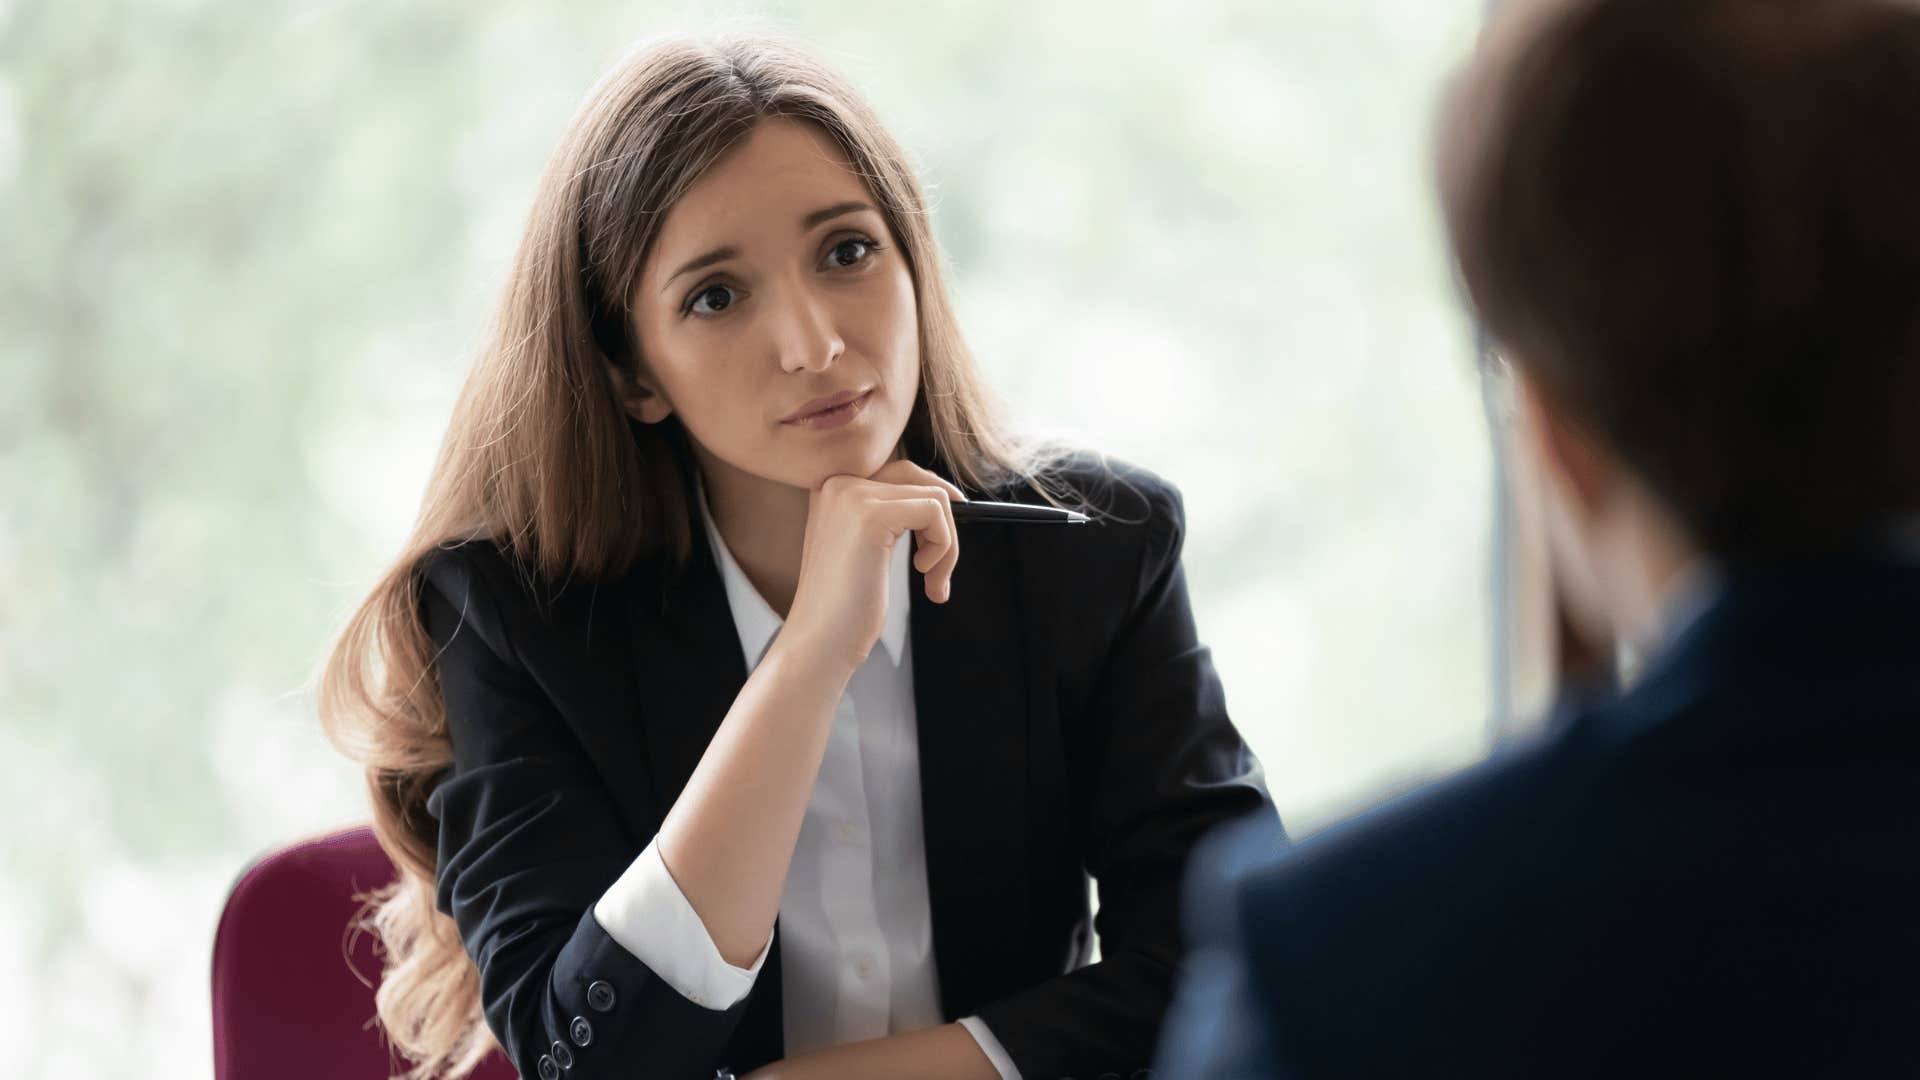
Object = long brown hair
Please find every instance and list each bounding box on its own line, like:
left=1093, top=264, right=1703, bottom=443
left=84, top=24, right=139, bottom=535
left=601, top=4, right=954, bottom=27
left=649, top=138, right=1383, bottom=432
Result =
left=319, top=30, right=1054, bottom=1078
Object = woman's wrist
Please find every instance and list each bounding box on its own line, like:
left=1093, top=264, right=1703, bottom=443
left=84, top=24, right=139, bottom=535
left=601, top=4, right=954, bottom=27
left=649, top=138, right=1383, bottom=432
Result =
left=759, top=628, right=859, bottom=701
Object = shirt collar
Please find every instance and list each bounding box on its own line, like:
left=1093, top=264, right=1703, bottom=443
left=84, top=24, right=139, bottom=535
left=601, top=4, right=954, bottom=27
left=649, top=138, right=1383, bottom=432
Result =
left=1645, top=512, right=1920, bottom=664
left=695, top=482, right=910, bottom=670
left=1653, top=559, right=1721, bottom=655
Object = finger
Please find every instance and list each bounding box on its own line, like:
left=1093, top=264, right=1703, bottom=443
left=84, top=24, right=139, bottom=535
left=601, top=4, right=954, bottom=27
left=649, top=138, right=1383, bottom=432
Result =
left=894, top=480, right=956, bottom=580
left=891, top=484, right=960, bottom=599
left=866, top=484, right=953, bottom=571
left=928, top=489, right=960, bottom=602
left=871, top=498, right=953, bottom=595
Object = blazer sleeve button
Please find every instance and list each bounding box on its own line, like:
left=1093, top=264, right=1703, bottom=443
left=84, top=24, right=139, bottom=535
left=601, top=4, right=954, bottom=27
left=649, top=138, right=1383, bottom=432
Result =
left=569, top=1015, right=595, bottom=1048
left=586, top=979, right=618, bottom=1012
left=536, top=1054, right=560, bottom=1080
left=550, top=1040, right=574, bottom=1069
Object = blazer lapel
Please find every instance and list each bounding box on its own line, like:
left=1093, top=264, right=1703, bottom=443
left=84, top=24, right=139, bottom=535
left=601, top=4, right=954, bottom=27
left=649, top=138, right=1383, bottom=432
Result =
left=625, top=533, right=787, bottom=1064
left=626, top=530, right=749, bottom=825
left=911, top=521, right=1035, bottom=1020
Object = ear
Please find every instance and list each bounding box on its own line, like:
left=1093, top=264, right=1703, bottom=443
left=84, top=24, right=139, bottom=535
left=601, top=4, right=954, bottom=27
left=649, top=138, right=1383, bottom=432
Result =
left=1513, top=369, right=1617, bottom=519
left=608, top=358, right=674, bottom=425
left=1512, top=367, right=1624, bottom=681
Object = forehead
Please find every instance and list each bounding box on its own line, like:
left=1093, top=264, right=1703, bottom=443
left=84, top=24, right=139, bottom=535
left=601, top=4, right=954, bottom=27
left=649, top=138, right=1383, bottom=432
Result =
left=648, top=117, right=872, bottom=267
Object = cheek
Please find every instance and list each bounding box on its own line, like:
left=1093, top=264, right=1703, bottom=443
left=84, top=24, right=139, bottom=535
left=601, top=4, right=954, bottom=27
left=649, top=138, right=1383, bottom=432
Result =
left=639, top=330, right=760, bottom=436
left=670, top=360, right=759, bottom=435
left=874, top=268, right=922, bottom=383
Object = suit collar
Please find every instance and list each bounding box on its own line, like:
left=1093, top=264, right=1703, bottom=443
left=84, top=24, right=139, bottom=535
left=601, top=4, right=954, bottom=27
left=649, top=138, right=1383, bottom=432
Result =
left=625, top=523, right=749, bottom=829
left=908, top=519, right=1036, bottom=1019
left=1645, top=513, right=1920, bottom=658
left=622, top=531, right=787, bottom=1064
left=1593, top=553, right=1920, bottom=744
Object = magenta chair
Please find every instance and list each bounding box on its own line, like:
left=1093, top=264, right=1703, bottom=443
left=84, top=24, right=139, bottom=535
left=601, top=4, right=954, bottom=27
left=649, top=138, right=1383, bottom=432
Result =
left=212, top=825, right=517, bottom=1079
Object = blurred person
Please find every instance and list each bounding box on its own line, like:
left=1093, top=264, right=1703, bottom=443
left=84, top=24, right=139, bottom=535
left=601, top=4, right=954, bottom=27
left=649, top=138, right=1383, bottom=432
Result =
left=318, top=30, right=1275, bottom=1080
left=1155, top=0, right=1920, bottom=1075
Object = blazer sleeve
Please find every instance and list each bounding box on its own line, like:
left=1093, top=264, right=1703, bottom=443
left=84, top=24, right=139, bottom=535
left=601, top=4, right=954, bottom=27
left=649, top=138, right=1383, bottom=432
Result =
left=975, top=476, right=1282, bottom=1077
left=419, top=545, right=751, bottom=1080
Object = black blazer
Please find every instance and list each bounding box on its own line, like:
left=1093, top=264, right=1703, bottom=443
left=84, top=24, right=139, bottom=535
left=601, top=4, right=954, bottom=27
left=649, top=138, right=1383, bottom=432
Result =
left=1154, top=553, right=1920, bottom=1079
left=420, top=457, right=1277, bottom=1080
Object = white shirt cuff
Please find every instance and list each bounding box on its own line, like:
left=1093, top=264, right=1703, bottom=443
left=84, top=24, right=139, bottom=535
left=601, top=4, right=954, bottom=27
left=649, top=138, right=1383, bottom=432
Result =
left=592, top=838, right=772, bottom=1012
left=957, top=1015, right=1023, bottom=1080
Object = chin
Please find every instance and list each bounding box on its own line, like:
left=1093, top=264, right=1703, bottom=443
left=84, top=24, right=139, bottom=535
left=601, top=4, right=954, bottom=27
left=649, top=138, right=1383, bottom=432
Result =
left=713, top=448, right=889, bottom=494
left=801, top=444, right=891, bottom=486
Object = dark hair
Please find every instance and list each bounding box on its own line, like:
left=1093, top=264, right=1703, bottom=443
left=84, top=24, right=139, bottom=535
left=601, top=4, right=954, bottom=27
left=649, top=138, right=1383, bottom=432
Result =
left=1438, top=0, right=1920, bottom=560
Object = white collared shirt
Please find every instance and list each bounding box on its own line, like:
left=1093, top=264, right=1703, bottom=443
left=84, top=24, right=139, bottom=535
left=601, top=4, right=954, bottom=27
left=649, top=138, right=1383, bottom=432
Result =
left=592, top=498, right=1021, bottom=1079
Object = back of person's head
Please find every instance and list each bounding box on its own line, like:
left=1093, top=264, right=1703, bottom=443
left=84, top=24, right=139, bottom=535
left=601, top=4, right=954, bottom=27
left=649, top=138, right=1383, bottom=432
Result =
left=1438, top=0, right=1920, bottom=564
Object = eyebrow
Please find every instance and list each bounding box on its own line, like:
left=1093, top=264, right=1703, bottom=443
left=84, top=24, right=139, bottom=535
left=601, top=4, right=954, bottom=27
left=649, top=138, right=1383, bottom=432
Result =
left=800, top=200, right=873, bottom=231
left=660, top=201, right=879, bottom=294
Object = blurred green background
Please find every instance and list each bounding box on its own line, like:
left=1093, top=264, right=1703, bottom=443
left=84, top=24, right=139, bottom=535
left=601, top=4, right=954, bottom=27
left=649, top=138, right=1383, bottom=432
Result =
left=0, top=0, right=1488, bottom=1074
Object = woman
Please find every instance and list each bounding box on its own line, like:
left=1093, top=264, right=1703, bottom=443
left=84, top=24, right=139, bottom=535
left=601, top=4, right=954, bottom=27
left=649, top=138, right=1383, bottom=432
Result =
left=321, top=31, right=1275, bottom=1080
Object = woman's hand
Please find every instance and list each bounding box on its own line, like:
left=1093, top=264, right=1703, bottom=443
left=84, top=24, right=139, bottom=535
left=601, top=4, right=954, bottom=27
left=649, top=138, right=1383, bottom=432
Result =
left=779, top=459, right=966, bottom=676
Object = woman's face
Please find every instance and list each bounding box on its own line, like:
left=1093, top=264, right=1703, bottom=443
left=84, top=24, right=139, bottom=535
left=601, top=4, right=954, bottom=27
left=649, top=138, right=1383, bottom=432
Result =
left=627, top=117, right=921, bottom=492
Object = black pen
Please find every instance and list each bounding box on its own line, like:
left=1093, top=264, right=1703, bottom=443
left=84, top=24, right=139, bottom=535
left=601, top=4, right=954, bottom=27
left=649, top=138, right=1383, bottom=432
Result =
left=950, top=500, right=1089, bottom=525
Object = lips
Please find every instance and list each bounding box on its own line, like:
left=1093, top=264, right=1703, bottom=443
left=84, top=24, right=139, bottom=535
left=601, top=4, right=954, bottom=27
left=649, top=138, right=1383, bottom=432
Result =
left=782, top=389, right=871, bottom=423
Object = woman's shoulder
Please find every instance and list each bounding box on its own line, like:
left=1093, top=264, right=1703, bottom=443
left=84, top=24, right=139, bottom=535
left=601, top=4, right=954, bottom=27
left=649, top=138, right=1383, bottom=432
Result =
left=414, top=535, right=632, bottom=649
left=979, top=449, right=1191, bottom=592
left=987, top=448, right=1187, bottom=543
left=416, top=536, right=539, bottom=606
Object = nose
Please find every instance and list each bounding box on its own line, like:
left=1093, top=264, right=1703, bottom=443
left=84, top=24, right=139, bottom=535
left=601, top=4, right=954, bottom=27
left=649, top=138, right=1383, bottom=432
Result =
left=771, top=280, right=844, bottom=375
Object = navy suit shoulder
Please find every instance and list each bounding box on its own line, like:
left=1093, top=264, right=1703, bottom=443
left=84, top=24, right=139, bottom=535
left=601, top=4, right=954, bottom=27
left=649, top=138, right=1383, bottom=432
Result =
left=1160, top=556, right=1920, bottom=1079
left=1155, top=715, right=1602, bottom=1080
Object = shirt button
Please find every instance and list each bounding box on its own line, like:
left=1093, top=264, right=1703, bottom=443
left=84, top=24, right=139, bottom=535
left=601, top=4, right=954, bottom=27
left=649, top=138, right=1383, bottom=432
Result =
left=853, top=955, right=875, bottom=979
left=837, top=820, right=856, bottom=843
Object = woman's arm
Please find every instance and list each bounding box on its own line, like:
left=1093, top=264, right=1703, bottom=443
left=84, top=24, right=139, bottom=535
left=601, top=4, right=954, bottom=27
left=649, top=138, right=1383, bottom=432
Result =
left=426, top=545, right=858, bottom=1076
left=741, top=1022, right=999, bottom=1080
left=652, top=632, right=851, bottom=965
left=425, top=545, right=763, bottom=1079
left=656, top=460, right=964, bottom=965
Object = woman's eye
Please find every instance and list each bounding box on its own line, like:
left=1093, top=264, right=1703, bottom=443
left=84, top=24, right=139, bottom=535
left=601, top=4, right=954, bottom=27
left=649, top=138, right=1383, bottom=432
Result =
left=687, top=284, right=735, bottom=316
left=824, top=237, right=876, bottom=269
